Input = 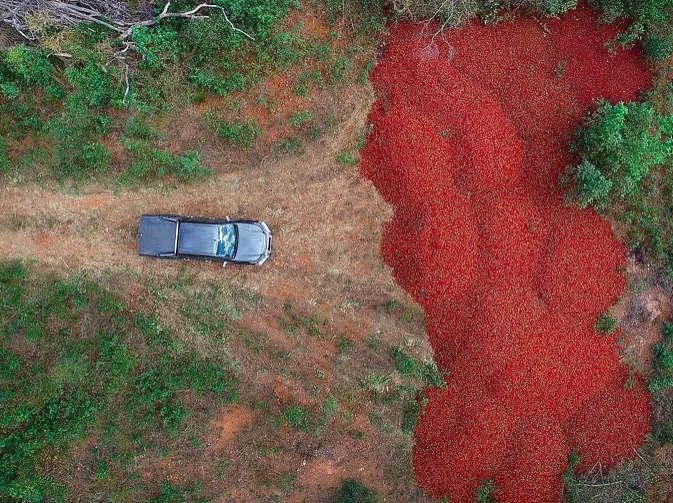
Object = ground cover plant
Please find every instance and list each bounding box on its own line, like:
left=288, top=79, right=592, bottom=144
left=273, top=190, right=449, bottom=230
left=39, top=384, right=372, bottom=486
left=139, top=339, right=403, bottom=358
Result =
left=0, top=261, right=239, bottom=501
left=360, top=5, right=654, bottom=501
left=0, top=257, right=437, bottom=501
left=0, top=0, right=381, bottom=183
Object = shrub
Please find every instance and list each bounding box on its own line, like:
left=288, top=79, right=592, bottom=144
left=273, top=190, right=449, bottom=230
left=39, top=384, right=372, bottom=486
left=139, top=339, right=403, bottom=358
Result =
left=644, top=34, right=673, bottom=60
left=649, top=323, right=673, bottom=392
left=589, top=0, right=673, bottom=58
left=289, top=109, right=313, bottom=127
left=275, top=136, right=302, bottom=154
left=389, top=0, right=577, bottom=27
left=205, top=115, right=261, bottom=147
left=595, top=313, right=618, bottom=334
left=570, top=100, right=673, bottom=204
left=562, top=452, right=581, bottom=503
left=476, top=480, right=496, bottom=503
left=390, top=346, right=445, bottom=387
left=124, top=116, right=160, bottom=140
left=173, top=150, right=211, bottom=182
left=120, top=139, right=211, bottom=183
left=573, top=159, right=613, bottom=209
left=401, top=400, right=419, bottom=434
left=131, top=25, right=182, bottom=70
left=50, top=98, right=111, bottom=178
left=2, top=45, right=62, bottom=99
left=283, top=404, right=311, bottom=431
left=64, top=61, right=117, bottom=108
left=0, top=137, right=8, bottom=172
left=336, top=151, right=358, bottom=166
left=189, top=69, right=245, bottom=96
left=329, top=57, right=350, bottom=85
left=565, top=97, right=673, bottom=267
left=332, top=479, right=377, bottom=503
left=0, top=82, right=19, bottom=99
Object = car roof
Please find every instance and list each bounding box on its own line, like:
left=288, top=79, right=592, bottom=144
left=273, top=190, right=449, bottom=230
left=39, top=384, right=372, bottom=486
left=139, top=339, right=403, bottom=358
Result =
left=177, top=222, right=220, bottom=257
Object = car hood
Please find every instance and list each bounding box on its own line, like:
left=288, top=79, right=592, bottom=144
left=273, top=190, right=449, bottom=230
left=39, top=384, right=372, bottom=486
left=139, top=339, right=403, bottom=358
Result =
left=234, top=223, right=270, bottom=264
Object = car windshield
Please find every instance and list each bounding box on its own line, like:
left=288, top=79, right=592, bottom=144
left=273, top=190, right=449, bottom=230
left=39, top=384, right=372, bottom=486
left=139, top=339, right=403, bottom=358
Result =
left=216, top=224, right=236, bottom=259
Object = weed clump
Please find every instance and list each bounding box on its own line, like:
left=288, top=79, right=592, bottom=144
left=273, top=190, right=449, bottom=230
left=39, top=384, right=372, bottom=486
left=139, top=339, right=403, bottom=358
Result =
left=205, top=114, right=261, bottom=147
left=649, top=323, right=673, bottom=392
left=332, top=479, right=377, bottom=503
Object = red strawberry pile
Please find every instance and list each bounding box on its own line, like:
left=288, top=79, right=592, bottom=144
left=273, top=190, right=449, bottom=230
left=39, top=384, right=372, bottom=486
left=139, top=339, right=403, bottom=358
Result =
left=360, top=7, right=653, bottom=501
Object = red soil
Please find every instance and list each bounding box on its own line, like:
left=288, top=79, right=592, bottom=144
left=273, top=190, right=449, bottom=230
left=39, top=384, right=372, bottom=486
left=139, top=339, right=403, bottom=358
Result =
left=360, top=7, right=653, bottom=502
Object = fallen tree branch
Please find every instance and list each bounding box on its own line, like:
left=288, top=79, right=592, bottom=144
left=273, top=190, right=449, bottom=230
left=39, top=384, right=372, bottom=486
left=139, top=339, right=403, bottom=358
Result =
left=0, top=1, right=254, bottom=42
left=117, top=2, right=254, bottom=40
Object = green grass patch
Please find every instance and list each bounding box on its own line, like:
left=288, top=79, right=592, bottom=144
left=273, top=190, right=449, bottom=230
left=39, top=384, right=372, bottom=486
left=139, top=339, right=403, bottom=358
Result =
left=0, top=261, right=239, bottom=501
left=289, top=109, right=313, bottom=127
left=595, top=313, right=618, bottom=334
left=389, top=347, right=445, bottom=388
left=205, top=114, right=261, bottom=148
left=649, top=322, right=673, bottom=392
left=332, top=479, right=377, bottom=503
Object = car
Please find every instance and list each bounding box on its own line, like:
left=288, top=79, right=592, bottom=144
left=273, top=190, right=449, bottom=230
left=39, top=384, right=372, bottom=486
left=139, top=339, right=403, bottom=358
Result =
left=137, top=215, right=272, bottom=265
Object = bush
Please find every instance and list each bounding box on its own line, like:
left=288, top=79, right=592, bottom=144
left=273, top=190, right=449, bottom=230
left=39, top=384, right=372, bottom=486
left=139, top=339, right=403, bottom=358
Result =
left=389, top=0, right=577, bottom=27
left=289, top=109, right=313, bottom=127
left=282, top=404, right=311, bottom=431
left=120, top=139, right=212, bottom=183
left=173, top=150, right=211, bottom=182
left=589, top=0, right=673, bottom=58
left=206, top=115, right=261, bottom=147
left=132, top=25, right=182, bottom=70
left=401, top=400, right=419, bottom=434
left=124, top=116, right=160, bottom=140
left=390, top=346, right=445, bottom=387
left=50, top=98, right=111, bottom=178
left=2, top=45, right=62, bottom=99
left=0, top=137, right=8, bottom=172
left=189, top=69, right=246, bottom=96
left=649, top=323, right=673, bottom=392
left=573, top=159, right=613, bottom=208
left=595, top=313, right=618, bottom=334
left=0, top=0, right=301, bottom=184
left=565, top=96, right=673, bottom=268
left=332, top=479, right=377, bottom=503
left=570, top=100, right=673, bottom=205
left=644, top=34, right=673, bottom=60
left=476, top=480, right=496, bottom=503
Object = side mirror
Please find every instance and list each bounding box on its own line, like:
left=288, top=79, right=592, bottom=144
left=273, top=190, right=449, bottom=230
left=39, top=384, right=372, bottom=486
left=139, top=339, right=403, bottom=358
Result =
left=226, top=216, right=230, bottom=222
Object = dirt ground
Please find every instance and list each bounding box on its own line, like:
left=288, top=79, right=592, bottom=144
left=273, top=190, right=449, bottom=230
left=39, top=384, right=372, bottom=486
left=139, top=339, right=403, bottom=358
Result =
left=0, top=81, right=436, bottom=501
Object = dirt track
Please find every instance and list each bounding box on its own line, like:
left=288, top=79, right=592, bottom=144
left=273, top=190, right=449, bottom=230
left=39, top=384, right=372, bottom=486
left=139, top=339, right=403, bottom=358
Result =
left=0, top=88, right=393, bottom=306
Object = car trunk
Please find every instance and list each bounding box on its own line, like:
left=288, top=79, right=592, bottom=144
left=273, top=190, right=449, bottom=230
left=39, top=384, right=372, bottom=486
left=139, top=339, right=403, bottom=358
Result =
left=137, top=216, right=178, bottom=256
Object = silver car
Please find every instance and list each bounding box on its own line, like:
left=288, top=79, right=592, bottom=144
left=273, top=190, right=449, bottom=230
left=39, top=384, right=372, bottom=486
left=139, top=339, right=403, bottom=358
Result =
left=137, top=215, right=272, bottom=265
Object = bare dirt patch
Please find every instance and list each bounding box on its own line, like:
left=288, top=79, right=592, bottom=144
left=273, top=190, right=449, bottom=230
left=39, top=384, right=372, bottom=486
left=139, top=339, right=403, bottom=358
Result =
left=207, top=405, right=255, bottom=451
